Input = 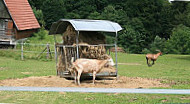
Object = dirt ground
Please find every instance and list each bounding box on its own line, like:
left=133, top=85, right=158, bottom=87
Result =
left=0, top=76, right=170, bottom=88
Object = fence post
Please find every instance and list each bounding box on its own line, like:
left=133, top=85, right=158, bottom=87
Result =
left=54, top=44, right=58, bottom=76
left=46, top=43, right=50, bottom=59
left=21, top=40, right=24, bottom=60
left=54, top=43, right=57, bottom=60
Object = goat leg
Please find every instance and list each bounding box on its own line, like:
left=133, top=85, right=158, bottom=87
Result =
left=148, top=59, right=152, bottom=67
left=146, top=57, right=151, bottom=67
left=146, top=57, right=149, bottom=65
left=152, top=60, right=155, bottom=65
left=92, top=71, right=96, bottom=84
left=74, top=70, right=77, bottom=84
left=77, top=70, right=82, bottom=85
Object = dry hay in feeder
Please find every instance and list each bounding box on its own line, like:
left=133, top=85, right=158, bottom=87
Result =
left=62, top=25, right=106, bottom=45
left=57, top=24, right=116, bottom=75
left=62, top=25, right=107, bottom=59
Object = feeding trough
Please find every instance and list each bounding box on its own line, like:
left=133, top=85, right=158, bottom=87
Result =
left=49, top=19, right=122, bottom=78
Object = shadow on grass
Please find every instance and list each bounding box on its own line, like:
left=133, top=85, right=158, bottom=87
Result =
left=65, top=77, right=115, bottom=84
left=174, top=55, right=190, bottom=61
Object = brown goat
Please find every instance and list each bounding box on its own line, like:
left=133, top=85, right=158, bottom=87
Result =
left=146, top=51, right=162, bottom=67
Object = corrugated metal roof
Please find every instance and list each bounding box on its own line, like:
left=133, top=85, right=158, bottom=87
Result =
left=49, top=19, right=122, bottom=35
left=4, top=0, right=40, bottom=30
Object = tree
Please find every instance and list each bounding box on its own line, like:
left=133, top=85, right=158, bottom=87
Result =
left=28, top=0, right=44, bottom=10
left=87, top=11, right=102, bottom=20
left=41, top=0, right=66, bottom=29
left=148, top=36, right=166, bottom=53
left=166, top=24, right=190, bottom=54
left=118, top=25, right=146, bottom=53
left=32, top=7, right=45, bottom=28
left=27, top=0, right=190, bottom=55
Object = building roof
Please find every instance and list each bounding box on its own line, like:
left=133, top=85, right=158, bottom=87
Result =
left=49, top=19, right=122, bottom=35
left=4, top=0, right=40, bottom=30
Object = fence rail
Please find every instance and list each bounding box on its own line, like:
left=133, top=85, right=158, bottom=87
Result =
left=0, top=42, right=55, bottom=60
left=0, top=42, right=117, bottom=61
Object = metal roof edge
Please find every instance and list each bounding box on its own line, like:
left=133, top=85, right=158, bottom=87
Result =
left=49, top=19, right=122, bottom=35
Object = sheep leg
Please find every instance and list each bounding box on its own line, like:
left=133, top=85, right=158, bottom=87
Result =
left=77, top=70, right=82, bottom=85
left=92, top=71, right=96, bottom=84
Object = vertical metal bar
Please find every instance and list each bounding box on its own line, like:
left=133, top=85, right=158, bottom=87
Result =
left=54, top=35, right=58, bottom=76
left=54, top=43, right=57, bottom=61
left=115, top=32, right=118, bottom=78
left=54, top=35, right=57, bottom=60
left=55, top=45, right=58, bottom=76
left=21, top=40, right=24, bottom=60
left=76, top=31, right=79, bottom=59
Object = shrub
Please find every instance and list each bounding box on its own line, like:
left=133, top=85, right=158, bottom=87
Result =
left=166, top=24, right=190, bottom=54
left=33, top=28, right=47, bottom=40
left=149, top=36, right=166, bottom=53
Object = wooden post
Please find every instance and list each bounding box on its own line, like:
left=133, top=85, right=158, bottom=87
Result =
left=37, top=47, right=47, bottom=59
left=63, top=46, right=67, bottom=71
left=21, top=40, right=24, bottom=60
left=14, top=42, right=17, bottom=50
left=46, top=43, right=50, bottom=59
left=54, top=44, right=57, bottom=60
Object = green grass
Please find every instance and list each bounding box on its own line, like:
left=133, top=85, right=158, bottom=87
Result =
left=0, top=53, right=190, bottom=89
left=1, top=30, right=190, bottom=103
left=0, top=53, right=190, bottom=103
left=116, top=53, right=190, bottom=89
left=0, top=91, right=189, bottom=104
left=0, top=57, right=55, bottom=80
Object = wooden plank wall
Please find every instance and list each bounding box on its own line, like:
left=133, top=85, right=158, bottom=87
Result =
left=15, top=29, right=37, bottom=40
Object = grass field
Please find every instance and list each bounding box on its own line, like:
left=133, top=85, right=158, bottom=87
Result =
left=0, top=57, right=55, bottom=80
left=117, top=53, right=190, bottom=89
left=0, top=91, right=189, bottom=104
left=0, top=53, right=190, bottom=89
left=0, top=53, right=190, bottom=103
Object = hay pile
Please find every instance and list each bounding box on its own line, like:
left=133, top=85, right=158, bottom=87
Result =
left=57, top=24, right=116, bottom=76
left=62, top=25, right=106, bottom=45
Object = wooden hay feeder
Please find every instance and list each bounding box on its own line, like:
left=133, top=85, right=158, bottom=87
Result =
left=49, top=19, right=122, bottom=78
